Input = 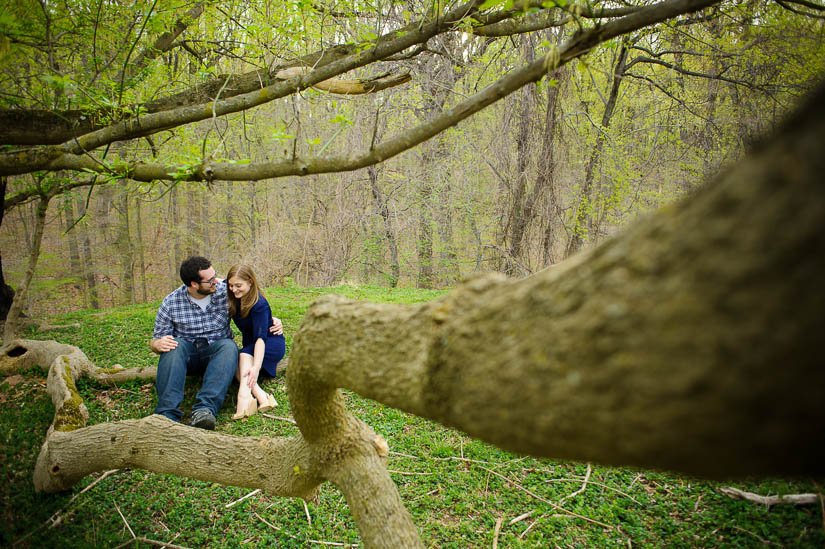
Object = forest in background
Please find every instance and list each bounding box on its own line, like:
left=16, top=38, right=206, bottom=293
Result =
left=1, top=1, right=823, bottom=317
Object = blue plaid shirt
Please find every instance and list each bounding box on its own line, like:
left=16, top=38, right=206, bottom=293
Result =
left=153, top=281, right=232, bottom=343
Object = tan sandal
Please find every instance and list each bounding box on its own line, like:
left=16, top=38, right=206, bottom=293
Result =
left=231, top=399, right=258, bottom=420
left=258, top=393, right=277, bottom=413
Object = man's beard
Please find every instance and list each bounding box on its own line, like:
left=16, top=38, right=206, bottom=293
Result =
left=194, top=287, right=215, bottom=297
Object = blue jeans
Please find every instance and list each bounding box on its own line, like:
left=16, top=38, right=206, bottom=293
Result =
left=154, top=337, right=239, bottom=421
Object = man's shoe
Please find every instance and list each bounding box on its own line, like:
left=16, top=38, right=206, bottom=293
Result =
left=190, top=408, right=216, bottom=430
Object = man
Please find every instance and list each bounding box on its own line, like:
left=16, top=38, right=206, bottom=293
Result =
left=150, top=256, right=281, bottom=430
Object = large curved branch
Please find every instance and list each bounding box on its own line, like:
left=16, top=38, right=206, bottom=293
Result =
left=1, top=0, right=721, bottom=181
left=0, top=2, right=478, bottom=147
left=34, top=415, right=319, bottom=497
left=0, top=0, right=482, bottom=174
left=287, top=351, right=422, bottom=547
left=0, top=339, right=155, bottom=381
left=287, top=81, right=825, bottom=479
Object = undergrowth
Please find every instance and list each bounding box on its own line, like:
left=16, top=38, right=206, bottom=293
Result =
left=1, top=285, right=822, bottom=547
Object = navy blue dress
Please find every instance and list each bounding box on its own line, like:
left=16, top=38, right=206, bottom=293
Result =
left=232, top=294, right=285, bottom=376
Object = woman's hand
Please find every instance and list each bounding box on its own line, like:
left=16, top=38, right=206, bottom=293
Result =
left=247, top=364, right=261, bottom=389
left=269, top=317, right=283, bottom=335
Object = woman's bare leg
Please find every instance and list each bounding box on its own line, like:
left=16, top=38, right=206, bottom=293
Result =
left=252, top=383, right=268, bottom=404
left=234, top=353, right=255, bottom=416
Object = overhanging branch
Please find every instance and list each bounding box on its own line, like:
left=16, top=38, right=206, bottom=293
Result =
left=0, top=0, right=723, bottom=183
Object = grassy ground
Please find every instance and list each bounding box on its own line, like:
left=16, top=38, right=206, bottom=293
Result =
left=1, top=285, right=823, bottom=548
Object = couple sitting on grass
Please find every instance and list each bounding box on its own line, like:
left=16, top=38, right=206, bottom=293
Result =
left=149, top=256, right=285, bottom=430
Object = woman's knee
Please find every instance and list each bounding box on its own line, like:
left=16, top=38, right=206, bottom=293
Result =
left=238, top=352, right=253, bottom=371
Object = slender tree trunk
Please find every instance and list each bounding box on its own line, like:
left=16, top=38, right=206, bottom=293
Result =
left=248, top=182, right=257, bottom=248
left=185, top=191, right=199, bottom=257
left=416, top=173, right=435, bottom=289
left=170, top=186, right=183, bottom=281
left=367, top=165, right=400, bottom=288
left=3, top=194, right=51, bottom=341
left=505, top=34, right=537, bottom=276
left=566, top=42, right=629, bottom=257
left=436, top=179, right=460, bottom=286
left=61, top=196, right=83, bottom=294
left=224, top=182, right=236, bottom=257
left=134, top=194, right=148, bottom=302
left=115, top=191, right=134, bottom=305
left=75, top=195, right=100, bottom=309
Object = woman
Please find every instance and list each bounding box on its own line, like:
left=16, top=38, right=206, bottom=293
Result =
left=226, top=264, right=285, bottom=419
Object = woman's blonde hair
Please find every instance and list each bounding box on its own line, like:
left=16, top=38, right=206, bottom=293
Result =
left=226, top=264, right=261, bottom=318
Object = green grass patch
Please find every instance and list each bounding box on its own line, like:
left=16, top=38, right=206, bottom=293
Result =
left=2, top=285, right=823, bottom=547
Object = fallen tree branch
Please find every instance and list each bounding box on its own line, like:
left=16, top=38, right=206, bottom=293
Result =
left=719, top=486, right=821, bottom=507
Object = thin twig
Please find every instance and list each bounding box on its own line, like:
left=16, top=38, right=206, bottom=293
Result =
left=260, top=413, right=297, bottom=424
left=114, top=502, right=136, bottom=539
left=492, top=516, right=503, bottom=549
left=225, top=488, right=260, bottom=508
left=477, top=465, right=613, bottom=530
left=519, top=520, right=537, bottom=539
left=132, top=537, right=191, bottom=549
left=509, top=510, right=534, bottom=525
left=546, top=477, right=642, bottom=506
left=559, top=463, right=591, bottom=504
left=387, top=470, right=433, bottom=476
left=388, top=451, right=418, bottom=459
left=411, top=487, right=440, bottom=502
left=303, top=500, right=312, bottom=527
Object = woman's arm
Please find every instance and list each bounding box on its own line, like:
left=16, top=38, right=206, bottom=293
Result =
left=248, top=338, right=266, bottom=389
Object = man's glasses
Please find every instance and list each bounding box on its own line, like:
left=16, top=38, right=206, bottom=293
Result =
left=199, top=276, right=217, bottom=286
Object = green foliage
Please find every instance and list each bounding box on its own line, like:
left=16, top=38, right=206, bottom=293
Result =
left=2, top=286, right=823, bottom=547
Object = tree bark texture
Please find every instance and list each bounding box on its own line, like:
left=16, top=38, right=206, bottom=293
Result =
left=288, top=83, right=825, bottom=478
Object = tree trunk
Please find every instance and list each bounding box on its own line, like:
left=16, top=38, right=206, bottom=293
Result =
left=566, top=41, right=630, bottom=257
left=436, top=172, right=461, bottom=286
left=3, top=194, right=51, bottom=342
left=61, top=195, right=83, bottom=297
left=115, top=191, right=134, bottom=305
left=367, top=165, right=400, bottom=288
left=134, top=193, right=148, bottom=302
left=505, top=34, right=537, bottom=276
left=415, top=174, right=435, bottom=289
left=0, top=177, right=16, bottom=321
left=512, top=67, right=566, bottom=271
left=75, top=195, right=100, bottom=309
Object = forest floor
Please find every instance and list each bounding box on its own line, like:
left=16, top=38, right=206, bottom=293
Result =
left=1, top=285, right=823, bottom=548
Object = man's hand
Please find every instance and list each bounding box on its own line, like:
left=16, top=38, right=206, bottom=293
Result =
left=269, top=317, right=283, bottom=335
left=150, top=335, right=178, bottom=354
